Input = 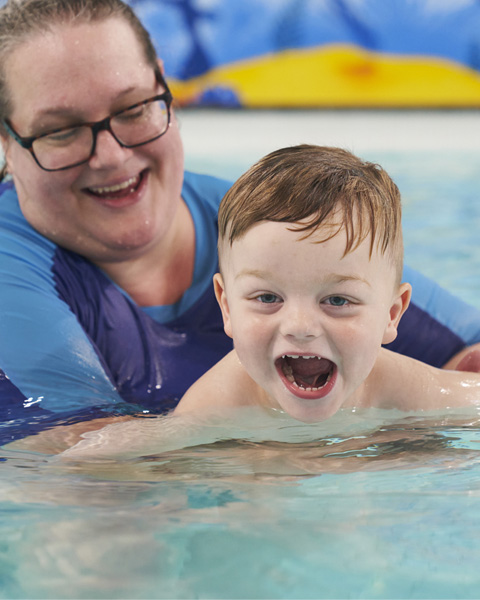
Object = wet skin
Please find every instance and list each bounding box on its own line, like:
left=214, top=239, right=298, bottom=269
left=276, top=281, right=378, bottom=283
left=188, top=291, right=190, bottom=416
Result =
left=215, top=220, right=408, bottom=422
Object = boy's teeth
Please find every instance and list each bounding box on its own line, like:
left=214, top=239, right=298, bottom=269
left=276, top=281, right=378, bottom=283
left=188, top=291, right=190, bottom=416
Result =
left=279, top=354, right=333, bottom=391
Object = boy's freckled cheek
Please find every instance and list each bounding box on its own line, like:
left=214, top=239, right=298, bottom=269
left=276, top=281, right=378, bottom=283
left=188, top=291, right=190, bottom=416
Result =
left=232, top=315, right=265, bottom=342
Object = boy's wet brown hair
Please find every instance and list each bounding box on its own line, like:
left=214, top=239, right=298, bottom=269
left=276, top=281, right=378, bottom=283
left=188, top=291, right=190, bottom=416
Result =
left=218, top=144, right=404, bottom=281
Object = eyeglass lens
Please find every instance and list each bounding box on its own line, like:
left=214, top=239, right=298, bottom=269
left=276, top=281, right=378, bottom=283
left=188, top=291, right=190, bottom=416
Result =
left=32, top=97, right=170, bottom=171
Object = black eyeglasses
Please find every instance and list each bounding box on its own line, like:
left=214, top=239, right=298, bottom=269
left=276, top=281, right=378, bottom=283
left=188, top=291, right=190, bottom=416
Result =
left=2, top=72, right=173, bottom=172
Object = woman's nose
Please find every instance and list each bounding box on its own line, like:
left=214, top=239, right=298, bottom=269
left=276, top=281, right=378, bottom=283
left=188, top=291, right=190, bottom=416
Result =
left=88, top=130, right=133, bottom=169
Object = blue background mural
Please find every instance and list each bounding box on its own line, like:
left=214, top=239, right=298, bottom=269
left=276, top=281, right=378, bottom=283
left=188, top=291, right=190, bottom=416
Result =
left=2, top=0, right=480, bottom=106
left=127, top=0, right=480, bottom=107
left=130, top=0, right=480, bottom=80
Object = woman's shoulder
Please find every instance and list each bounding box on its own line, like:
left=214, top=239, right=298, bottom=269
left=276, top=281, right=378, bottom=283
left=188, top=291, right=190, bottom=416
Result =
left=182, top=170, right=232, bottom=212
left=0, top=179, right=20, bottom=215
left=0, top=180, right=57, bottom=257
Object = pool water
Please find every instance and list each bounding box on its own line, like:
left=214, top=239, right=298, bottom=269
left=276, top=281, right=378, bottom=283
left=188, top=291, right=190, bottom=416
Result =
left=2, top=110, right=480, bottom=599
left=3, top=408, right=480, bottom=599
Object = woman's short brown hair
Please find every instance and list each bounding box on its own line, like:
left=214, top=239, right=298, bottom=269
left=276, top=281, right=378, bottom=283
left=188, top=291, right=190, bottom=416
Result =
left=0, top=0, right=158, bottom=179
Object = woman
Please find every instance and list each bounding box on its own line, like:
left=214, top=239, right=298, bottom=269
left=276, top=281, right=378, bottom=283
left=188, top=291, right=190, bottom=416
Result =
left=0, top=0, right=479, bottom=440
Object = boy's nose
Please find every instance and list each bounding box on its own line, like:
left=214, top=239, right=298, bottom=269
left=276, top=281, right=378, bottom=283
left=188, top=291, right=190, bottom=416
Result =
left=280, top=304, right=322, bottom=341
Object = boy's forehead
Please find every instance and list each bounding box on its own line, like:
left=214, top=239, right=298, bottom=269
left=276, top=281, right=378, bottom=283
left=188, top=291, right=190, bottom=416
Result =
left=221, top=221, right=398, bottom=295
left=222, top=219, right=392, bottom=270
left=222, top=221, right=332, bottom=268
left=225, top=218, right=345, bottom=249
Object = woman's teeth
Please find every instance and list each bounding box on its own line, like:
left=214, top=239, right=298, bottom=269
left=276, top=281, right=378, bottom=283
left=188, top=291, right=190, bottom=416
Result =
left=89, top=175, right=140, bottom=196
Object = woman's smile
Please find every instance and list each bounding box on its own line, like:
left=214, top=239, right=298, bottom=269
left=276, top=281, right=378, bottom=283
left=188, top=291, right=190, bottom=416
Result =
left=83, top=169, right=147, bottom=207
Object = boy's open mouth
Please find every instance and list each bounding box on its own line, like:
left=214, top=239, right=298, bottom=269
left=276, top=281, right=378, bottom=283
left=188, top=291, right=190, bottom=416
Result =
left=275, top=354, right=337, bottom=399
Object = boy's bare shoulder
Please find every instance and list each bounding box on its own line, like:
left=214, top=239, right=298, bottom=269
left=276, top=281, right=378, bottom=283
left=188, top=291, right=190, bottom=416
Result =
left=174, top=350, right=261, bottom=415
left=371, top=348, right=480, bottom=411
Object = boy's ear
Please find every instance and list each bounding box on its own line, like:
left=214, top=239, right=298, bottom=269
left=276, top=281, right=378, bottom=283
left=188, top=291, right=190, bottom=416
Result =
left=382, top=282, right=412, bottom=345
left=213, top=273, right=233, bottom=339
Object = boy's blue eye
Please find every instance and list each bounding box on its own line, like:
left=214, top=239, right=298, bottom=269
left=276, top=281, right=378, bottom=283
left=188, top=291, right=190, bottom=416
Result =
left=326, top=296, right=349, bottom=307
left=256, top=293, right=280, bottom=304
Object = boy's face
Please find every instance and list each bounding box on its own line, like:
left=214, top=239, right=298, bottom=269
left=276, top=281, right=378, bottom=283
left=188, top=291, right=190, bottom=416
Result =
left=215, top=219, right=410, bottom=423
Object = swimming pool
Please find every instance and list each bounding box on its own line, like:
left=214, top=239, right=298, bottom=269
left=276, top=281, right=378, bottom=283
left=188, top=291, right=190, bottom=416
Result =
left=2, top=110, right=480, bottom=599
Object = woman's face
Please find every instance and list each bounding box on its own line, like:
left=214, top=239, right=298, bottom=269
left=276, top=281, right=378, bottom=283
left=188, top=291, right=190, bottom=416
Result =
left=1, top=17, right=185, bottom=265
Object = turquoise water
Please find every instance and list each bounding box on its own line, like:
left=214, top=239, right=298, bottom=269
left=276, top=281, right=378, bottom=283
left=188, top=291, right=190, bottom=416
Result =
left=3, top=409, right=480, bottom=599
left=383, top=150, right=480, bottom=310
left=2, top=112, right=480, bottom=599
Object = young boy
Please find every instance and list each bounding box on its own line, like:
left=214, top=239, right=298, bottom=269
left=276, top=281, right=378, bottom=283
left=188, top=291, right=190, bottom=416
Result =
left=175, top=145, right=480, bottom=423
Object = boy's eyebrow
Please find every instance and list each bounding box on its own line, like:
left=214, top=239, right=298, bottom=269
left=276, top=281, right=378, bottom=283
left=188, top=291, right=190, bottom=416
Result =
left=330, top=274, right=371, bottom=287
left=235, top=269, right=371, bottom=287
left=235, top=268, right=271, bottom=281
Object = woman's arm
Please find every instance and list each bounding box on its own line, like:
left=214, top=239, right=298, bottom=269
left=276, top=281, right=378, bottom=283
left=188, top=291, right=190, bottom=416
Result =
left=386, top=265, right=480, bottom=367
left=0, top=183, right=122, bottom=414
